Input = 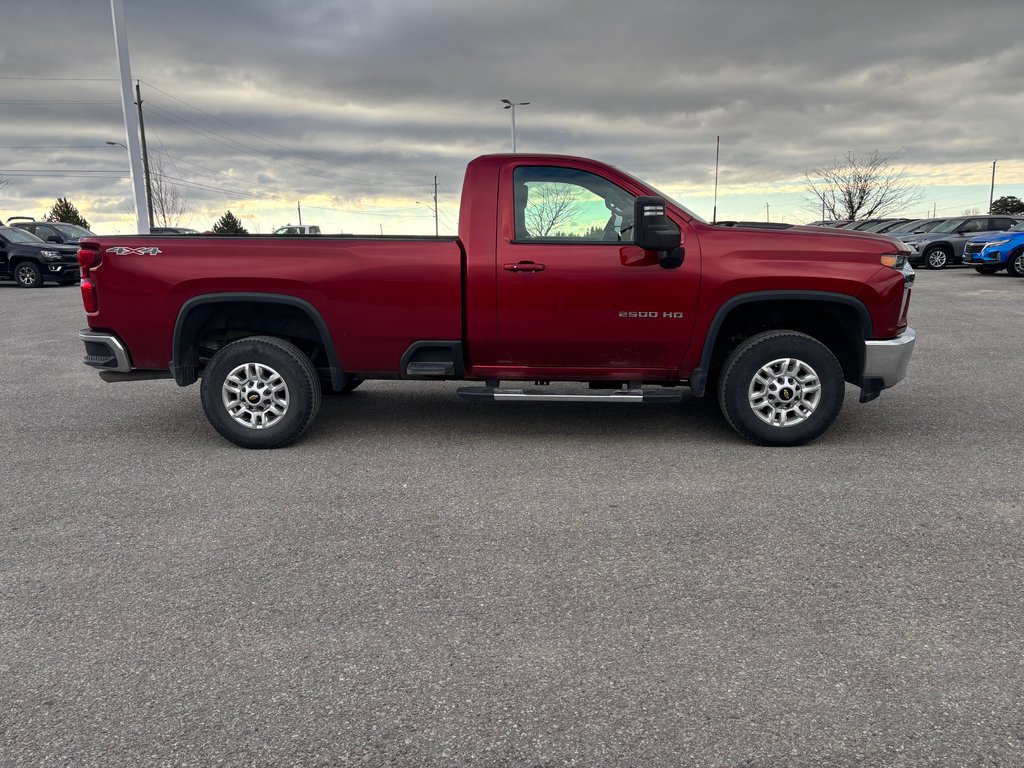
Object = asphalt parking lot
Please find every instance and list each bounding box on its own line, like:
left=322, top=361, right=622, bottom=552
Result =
left=2, top=269, right=1022, bottom=767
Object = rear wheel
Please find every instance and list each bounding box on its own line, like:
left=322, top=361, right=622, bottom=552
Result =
left=718, top=331, right=845, bottom=446
left=14, top=262, right=44, bottom=288
left=924, top=246, right=951, bottom=269
left=200, top=336, right=321, bottom=448
left=1007, top=249, right=1024, bottom=277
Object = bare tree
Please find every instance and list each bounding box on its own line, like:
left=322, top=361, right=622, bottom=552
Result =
left=524, top=183, right=588, bottom=237
left=803, top=151, right=922, bottom=221
left=149, top=154, right=192, bottom=227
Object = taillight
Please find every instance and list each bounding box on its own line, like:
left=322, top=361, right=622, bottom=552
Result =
left=81, top=279, right=98, bottom=313
left=77, top=249, right=101, bottom=312
left=77, top=248, right=102, bottom=277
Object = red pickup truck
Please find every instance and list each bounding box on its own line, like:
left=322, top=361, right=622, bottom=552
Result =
left=77, top=153, right=916, bottom=448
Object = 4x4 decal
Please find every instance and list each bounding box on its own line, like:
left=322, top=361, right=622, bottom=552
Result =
left=105, top=246, right=163, bottom=255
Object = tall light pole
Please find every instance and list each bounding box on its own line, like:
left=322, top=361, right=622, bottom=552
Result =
left=109, top=0, right=150, bottom=233
left=713, top=135, right=720, bottom=224
left=500, top=99, right=529, bottom=152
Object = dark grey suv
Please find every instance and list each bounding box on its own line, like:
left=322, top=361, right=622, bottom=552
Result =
left=8, top=218, right=95, bottom=246
left=899, top=215, right=1024, bottom=269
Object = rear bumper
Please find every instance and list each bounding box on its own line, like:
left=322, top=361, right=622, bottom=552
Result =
left=79, top=329, right=131, bottom=372
left=862, top=327, right=916, bottom=389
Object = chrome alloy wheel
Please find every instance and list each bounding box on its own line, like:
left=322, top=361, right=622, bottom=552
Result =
left=747, top=357, right=822, bottom=427
left=222, top=362, right=289, bottom=429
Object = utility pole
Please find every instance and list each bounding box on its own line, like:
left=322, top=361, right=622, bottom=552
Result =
left=134, top=80, right=154, bottom=224
left=297, top=201, right=302, bottom=226
left=433, top=175, right=439, bottom=236
left=766, top=202, right=770, bottom=222
left=989, top=160, right=997, bottom=213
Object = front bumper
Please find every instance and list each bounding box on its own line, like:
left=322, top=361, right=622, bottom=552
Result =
left=43, top=263, right=81, bottom=281
left=962, top=251, right=1003, bottom=266
left=862, top=327, right=916, bottom=393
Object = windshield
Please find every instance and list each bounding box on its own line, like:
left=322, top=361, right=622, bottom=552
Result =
left=0, top=226, right=47, bottom=244
left=933, top=218, right=973, bottom=234
left=614, top=166, right=708, bottom=224
left=908, top=219, right=946, bottom=234
left=49, top=223, right=94, bottom=238
left=1008, top=222, right=1024, bottom=232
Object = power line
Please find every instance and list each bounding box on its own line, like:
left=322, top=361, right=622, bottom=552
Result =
left=0, top=76, right=117, bottom=81
left=0, top=100, right=119, bottom=105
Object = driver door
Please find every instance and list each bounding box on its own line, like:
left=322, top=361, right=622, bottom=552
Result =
left=495, top=164, right=699, bottom=373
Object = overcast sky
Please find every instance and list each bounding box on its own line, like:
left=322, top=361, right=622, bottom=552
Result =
left=1, top=0, right=1021, bottom=234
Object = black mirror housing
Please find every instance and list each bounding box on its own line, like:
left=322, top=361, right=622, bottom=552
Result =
left=633, top=196, right=684, bottom=268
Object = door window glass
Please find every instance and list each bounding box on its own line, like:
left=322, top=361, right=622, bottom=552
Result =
left=513, top=167, right=635, bottom=242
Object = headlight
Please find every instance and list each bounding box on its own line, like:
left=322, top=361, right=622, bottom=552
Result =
left=881, top=253, right=907, bottom=269
left=40, top=250, right=61, bottom=260
left=982, top=240, right=1009, bottom=250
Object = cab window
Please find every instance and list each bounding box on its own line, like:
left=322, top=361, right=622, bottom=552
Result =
left=513, top=166, right=635, bottom=243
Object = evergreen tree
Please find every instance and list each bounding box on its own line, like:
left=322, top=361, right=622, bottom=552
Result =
left=211, top=210, right=248, bottom=235
left=45, top=197, right=90, bottom=229
left=991, top=196, right=1024, bottom=215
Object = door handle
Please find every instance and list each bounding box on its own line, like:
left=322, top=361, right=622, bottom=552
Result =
left=503, top=261, right=546, bottom=273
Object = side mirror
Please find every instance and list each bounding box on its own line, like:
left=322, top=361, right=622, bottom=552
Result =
left=633, top=196, right=684, bottom=269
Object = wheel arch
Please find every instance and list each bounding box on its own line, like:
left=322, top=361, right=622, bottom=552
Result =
left=171, top=292, right=343, bottom=389
left=689, top=291, right=872, bottom=397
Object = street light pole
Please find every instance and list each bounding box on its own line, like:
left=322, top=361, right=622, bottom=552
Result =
left=109, top=0, right=150, bottom=233
left=500, top=99, right=529, bottom=152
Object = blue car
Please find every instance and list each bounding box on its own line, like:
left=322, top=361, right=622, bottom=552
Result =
left=962, top=222, right=1024, bottom=276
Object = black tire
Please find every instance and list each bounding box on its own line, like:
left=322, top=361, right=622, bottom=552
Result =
left=717, top=330, right=845, bottom=447
left=974, top=267, right=998, bottom=275
left=923, top=246, right=951, bottom=270
left=14, top=261, right=44, bottom=288
left=200, top=335, right=321, bottom=449
left=1007, top=249, right=1024, bottom=277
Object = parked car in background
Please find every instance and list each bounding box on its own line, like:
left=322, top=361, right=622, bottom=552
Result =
left=273, top=224, right=321, bottom=235
left=860, top=219, right=916, bottom=233
left=0, top=226, right=80, bottom=287
left=150, top=227, right=201, bottom=234
left=884, top=218, right=948, bottom=238
left=899, top=215, right=1024, bottom=269
left=962, top=222, right=1024, bottom=276
left=807, top=220, right=853, bottom=228
left=8, top=217, right=96, bottom=245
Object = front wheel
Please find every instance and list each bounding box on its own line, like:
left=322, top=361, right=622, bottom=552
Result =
left=717, top=331, right=845, bottom=446
left=200, top=336, right=321, bottom=448
left=924, top=246, right=951, bottom=269
left=15, top=262, right=44, bottom=288
left=1007, top=249, right=1024, bottom=277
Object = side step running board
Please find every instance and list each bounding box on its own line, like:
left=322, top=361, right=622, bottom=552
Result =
left=456, top=386, right=682, bottom=404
